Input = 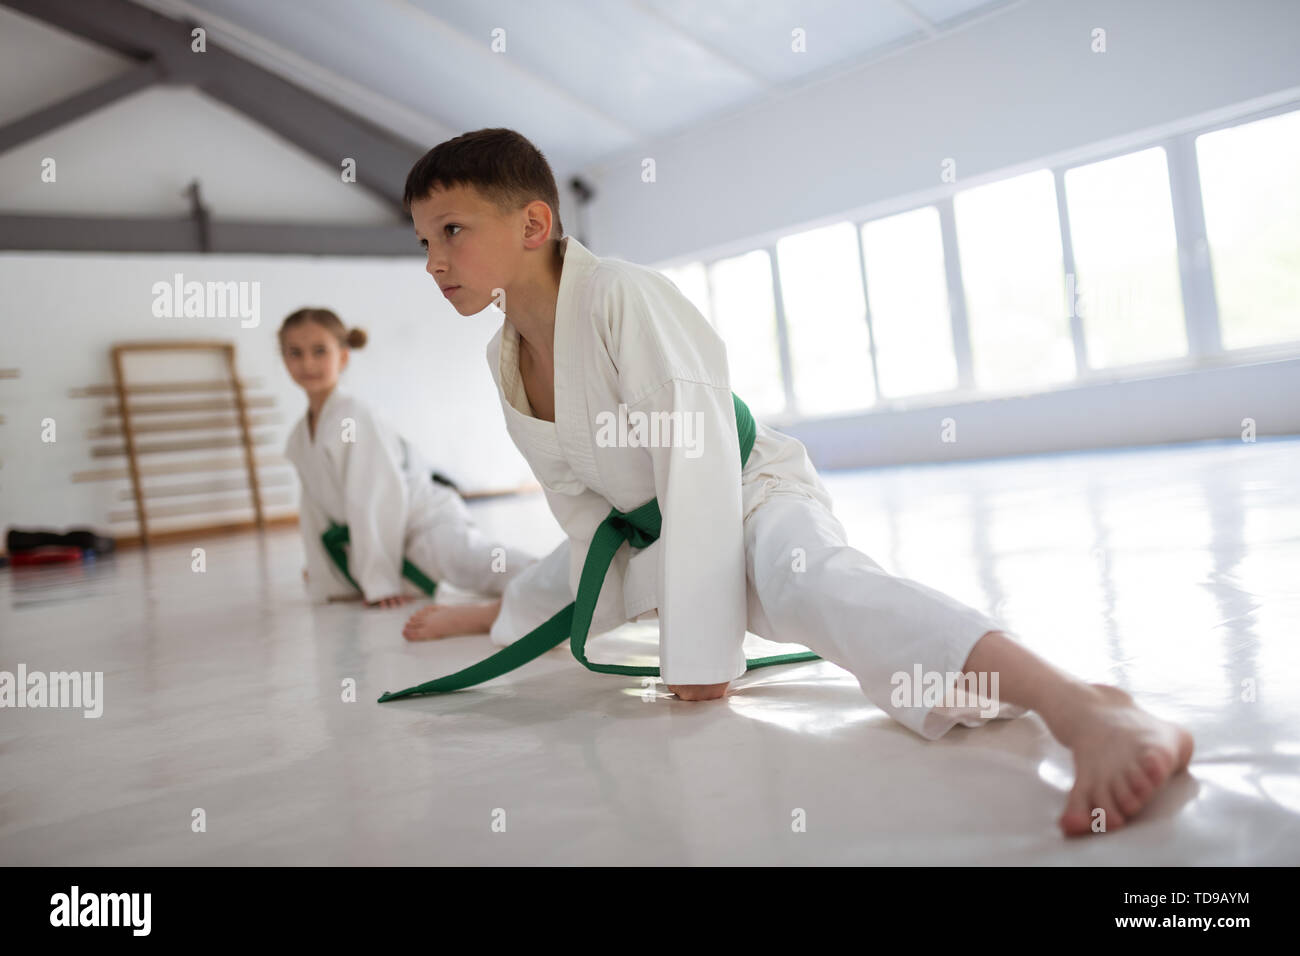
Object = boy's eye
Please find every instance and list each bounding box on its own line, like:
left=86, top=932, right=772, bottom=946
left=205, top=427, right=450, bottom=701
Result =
left=445, top=224, right=460, bottom=237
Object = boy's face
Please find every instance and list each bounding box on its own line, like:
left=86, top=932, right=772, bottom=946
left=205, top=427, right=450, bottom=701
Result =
left=410, top=183, right=537, bottom=316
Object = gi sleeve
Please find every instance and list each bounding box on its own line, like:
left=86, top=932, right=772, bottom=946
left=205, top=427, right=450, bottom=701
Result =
left=296, top=481, right=358, bottom=603
left=337, top=406, right=408, bottom=602
left=629, top=378, right=748, bottom=686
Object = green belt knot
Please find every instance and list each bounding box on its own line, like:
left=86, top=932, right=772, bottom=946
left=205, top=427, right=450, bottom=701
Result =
left=606, top=501, right=660, bottom=549
left=375, top=390, right=819, bottom=702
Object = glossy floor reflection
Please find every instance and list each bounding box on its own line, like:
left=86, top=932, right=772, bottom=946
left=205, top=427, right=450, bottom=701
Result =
left=2, top=437, right=1298, bottom=864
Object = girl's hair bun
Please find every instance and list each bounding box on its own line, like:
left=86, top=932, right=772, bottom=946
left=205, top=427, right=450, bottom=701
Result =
left=346, top=327, right=368, bottom=349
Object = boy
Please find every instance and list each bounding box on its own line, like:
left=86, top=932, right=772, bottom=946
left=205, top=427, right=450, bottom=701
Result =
left=403, top=128, right=1193, bottom=837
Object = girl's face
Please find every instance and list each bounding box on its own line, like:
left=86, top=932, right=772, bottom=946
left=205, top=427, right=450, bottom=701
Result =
left=280, top=321, right=349, bottom=397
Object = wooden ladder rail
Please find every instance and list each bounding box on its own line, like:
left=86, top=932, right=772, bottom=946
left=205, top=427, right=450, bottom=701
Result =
left=224, top=343, right=264, bottom=530
left=109, top=345, right=149, bottom=546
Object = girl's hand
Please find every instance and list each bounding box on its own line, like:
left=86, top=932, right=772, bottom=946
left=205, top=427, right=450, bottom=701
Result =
left=667, top=682, right=730, bottom=701
left=366, top=594, right=416, bottom=609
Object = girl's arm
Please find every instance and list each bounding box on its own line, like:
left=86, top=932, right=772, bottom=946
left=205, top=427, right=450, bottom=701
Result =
left=335, top=403, right=409, bottom=603
left=296, top=481, right=359, bottom=603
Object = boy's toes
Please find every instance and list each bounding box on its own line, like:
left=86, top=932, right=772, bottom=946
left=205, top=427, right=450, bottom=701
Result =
left=1095, top=788, right=1126, bottom=831
left=1139, top=748, right=1172, bottom=788
left=1126, top=764, right=1155, bottom=804
left=1111, top=775, right=1144, bottom=819
left=1059, top=783, right=1093, bottom=836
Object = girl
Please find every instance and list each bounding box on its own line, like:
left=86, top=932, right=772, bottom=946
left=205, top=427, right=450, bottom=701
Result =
left=279, top=307, right=535, bottom=620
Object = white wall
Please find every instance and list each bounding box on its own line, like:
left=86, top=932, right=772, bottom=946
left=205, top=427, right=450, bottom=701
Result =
left=584, top=0, right=1300, bottom=264
left=786, top=356, right=1300, bottom=467
left=0, top=86, right=402, bottom=222
left=0, top=252, right=531, bottom=537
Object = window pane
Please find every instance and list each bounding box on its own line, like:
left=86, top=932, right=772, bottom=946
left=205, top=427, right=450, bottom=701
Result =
left=1197, top=109, right=1300, bottom=349
left=706, top=251, right=786, bottom=418
left=1064, top=147, right=1188, bottom=367
left=954, top=169, right=1075, bottom=390
left=776, top=222, right=875, bottom=415
left=659, top=262, right=711, bottom=322
left=860, top=206, right=958, bottom=397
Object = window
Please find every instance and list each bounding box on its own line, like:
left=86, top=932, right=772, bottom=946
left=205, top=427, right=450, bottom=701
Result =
left=658, top=262, right=711, bottom=321
left=1063, top=147, right=1188, bottom=368
left=860, top=206, right=958, bottom=397
left=776, top=222, right=875, bottom=415
left=1196, top=108, right=1300, bottom=350
left=660, top=255, right=786, bottom=417
left=954, top=169, right=1075, bottom=391
left=652, top=103, right=1300, bottom=426
left=706, top=251, right=786, bottom=418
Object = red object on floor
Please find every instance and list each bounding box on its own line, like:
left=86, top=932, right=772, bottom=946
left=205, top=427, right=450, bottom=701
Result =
left=9, top=546, right=85, bottom=565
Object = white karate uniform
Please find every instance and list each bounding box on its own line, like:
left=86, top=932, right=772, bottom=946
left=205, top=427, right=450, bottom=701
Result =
left=285, top=388, right=534, bottom=604
left=484, top=236, right=1028, bottom=741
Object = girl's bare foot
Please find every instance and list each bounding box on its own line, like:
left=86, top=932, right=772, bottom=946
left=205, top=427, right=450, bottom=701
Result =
left=401, top=601, right=500, bottom=642
left=1041, top=683, right=1194, bottom=836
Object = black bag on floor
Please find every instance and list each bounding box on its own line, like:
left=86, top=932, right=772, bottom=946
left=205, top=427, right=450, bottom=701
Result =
left=6, top=527, right=116, bottom=555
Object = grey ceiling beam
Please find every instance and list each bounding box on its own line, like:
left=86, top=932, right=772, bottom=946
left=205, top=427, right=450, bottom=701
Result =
left=1, top=0, right=427, bottom=214
left=0, top=60, right=163, bottom=155
left=888, top=0, right=941, bottom=38
left=0, top=214, right=421, bottom=256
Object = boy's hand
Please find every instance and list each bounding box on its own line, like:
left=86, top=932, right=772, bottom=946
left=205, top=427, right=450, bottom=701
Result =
left=366, top=594, right=416, bottom=609
left=667, top=682, right=729, bottom=701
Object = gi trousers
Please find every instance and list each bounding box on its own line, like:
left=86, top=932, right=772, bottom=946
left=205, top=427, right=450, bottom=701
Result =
left=744, top=488, right=1028, bottom=740
left=404, top=494, right=536, bottom=599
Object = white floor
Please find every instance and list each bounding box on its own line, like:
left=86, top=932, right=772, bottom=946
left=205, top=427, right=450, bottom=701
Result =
left=3, top=437, right=1299, bottom=865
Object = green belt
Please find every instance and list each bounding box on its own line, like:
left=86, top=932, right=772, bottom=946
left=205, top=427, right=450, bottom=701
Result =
left=321, top=524, right=438, bottom=597
left=376, top=393, right=820, bottom=703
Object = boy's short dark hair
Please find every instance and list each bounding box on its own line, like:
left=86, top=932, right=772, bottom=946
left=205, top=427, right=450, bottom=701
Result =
left=402, top=128, right=564, bottom=239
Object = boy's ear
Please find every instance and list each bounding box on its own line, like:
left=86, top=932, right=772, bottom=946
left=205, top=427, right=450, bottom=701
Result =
left=339, top=349, right=350, bottom=372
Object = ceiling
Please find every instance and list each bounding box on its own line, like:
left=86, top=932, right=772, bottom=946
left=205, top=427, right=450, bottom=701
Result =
left=0, top=0, right=1028, bottom=251
left=126, top=0, right=1024, bottom=180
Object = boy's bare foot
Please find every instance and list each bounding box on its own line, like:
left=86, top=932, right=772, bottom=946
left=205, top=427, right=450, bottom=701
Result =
left=1042, top=682, right=1194, bottom=836
left=402, top=601, right=499, bottom=641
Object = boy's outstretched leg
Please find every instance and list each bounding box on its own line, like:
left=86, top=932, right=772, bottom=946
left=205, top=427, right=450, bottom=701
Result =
left=960, top=630, right=1194, bottom=836
left=744, top=490, right=1194, bottom=837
